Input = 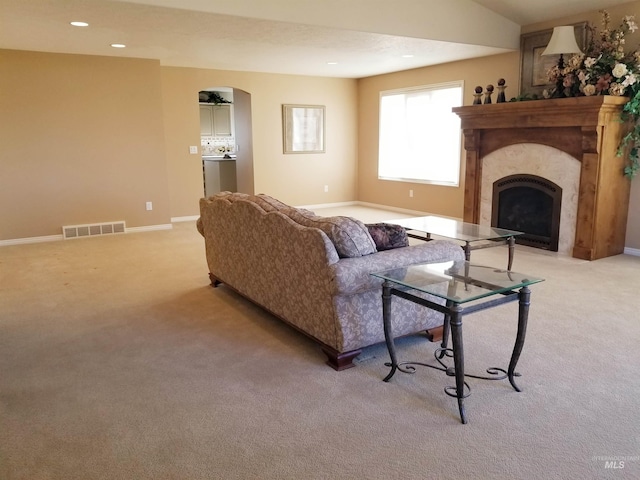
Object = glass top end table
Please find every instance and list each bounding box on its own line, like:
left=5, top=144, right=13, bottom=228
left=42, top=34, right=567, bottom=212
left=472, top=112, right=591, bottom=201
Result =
left=388, top=215, right=524, bottom=270
left=371, top=260, right=544, bottom=424
left=371, top=261, right=543, bottom=304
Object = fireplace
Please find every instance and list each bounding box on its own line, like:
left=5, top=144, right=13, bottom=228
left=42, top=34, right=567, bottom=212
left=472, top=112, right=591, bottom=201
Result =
left=453, top=96, right=631, bottom=260
left=492, top=174, right=562, bottom=251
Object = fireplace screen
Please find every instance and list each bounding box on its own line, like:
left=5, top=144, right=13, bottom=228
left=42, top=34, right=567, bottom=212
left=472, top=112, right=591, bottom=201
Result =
left=492, top=174, right=562, bottom=251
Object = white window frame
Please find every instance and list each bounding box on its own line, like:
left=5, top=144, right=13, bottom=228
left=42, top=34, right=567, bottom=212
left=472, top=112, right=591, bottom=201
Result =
left=377, top=81, right=463, bottom=187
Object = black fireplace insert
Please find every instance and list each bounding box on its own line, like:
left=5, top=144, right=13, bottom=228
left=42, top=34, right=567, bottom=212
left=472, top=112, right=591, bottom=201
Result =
left=492, top=174, right=562, bottom=251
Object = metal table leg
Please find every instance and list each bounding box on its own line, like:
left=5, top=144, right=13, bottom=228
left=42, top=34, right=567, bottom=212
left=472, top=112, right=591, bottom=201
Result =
left=507, top=236, right=516, bottom=271
left=448, top=306, right=467, bottom=424
left=438, top=298, right=453, bottom=360
left=381, top=281, right=398, bottom=382
left=508, top=286, right=530, bottom=391
left=463, top=241, right=471, bottom=262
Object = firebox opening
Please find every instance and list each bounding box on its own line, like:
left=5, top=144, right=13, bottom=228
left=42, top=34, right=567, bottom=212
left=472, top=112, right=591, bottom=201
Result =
left=492, top=174, right=562, bottom=251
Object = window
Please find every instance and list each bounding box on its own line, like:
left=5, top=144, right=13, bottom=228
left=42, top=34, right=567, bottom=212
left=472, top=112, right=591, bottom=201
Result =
left=378, top=82, right=463, bottom=186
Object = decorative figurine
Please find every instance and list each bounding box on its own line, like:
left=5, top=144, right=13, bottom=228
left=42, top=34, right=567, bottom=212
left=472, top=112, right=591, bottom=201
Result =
left=484, top=84, right=494, bottom=104
left=496, top=78, right=507, bottom=103
left=473, top=86, right=483, bottom=105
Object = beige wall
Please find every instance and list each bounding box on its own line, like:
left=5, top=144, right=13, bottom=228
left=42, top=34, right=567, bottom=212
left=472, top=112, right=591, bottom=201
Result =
left=357, top=52, right=521, bottom=218
left=0, top=50, right=357, bottom=241
left=0, top=50, right=170, bottom=240
left=161, top=67, right=358, bottom=218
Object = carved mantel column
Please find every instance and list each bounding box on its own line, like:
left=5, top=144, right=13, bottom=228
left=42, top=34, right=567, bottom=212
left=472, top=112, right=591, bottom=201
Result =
left=461, top=129, right=481, bottom=224
left=453, top=96, right=631, bottom=260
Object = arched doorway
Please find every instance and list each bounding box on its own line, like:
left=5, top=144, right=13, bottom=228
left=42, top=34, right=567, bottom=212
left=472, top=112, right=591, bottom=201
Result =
left=198, top=86, right=254, bottom=196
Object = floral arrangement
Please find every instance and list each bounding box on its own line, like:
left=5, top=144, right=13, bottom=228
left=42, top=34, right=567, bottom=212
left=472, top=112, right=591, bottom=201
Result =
left=548, top=11, right=639, bottom=98
left=547, top=11, right=640, bottom=177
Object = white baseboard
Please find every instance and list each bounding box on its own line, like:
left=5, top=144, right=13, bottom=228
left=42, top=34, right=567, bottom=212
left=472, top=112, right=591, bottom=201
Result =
left=0, top=224, right=173, bottom=247
left=624, top=247, right=640, bottom=257
left=295, top=201, right=359, bottom=210
left=0, top=234, right=64, bottom=247
left=171, top=215, right=199, bottom=223
left=296, top=200, right=432, bottom=218
left=354, top=201, right=433, bottom=217
left=126, top=224, right=173, bottom=233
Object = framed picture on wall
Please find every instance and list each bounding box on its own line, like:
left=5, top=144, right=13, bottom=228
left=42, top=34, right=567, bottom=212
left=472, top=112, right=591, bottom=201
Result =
left=282, top=104, right=325, bottom=154
left=520, top=22, right=587, bottom=98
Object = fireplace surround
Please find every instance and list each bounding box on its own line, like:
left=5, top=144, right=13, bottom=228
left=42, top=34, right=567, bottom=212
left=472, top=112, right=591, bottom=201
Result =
left=453, top=96, right=631, bottom=260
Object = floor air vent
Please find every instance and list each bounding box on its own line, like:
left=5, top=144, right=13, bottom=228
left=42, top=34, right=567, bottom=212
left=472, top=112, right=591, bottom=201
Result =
left=63, top=221, right=126, bottom=239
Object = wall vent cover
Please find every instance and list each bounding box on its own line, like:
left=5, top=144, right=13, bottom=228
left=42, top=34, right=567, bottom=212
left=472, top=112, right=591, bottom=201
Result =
left=62, top=221, right=126, bottom=239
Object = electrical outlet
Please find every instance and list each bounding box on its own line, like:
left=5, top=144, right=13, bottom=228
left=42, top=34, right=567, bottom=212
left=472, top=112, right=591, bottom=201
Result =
left=409, top=189, right=414, bottom=198
left=146, top=201, right=153, bottom=211
left=189, top=146, right=198, bottom=154
left=324, top=185, right=329, bottom=193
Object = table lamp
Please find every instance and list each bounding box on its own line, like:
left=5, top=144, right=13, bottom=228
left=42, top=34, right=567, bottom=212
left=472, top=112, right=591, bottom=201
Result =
left=542, top=26, right=583, bottom=97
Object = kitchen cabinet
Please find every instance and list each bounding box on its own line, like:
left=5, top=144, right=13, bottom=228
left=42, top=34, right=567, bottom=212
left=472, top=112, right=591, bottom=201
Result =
left=200, top=104, right=233, bottom=136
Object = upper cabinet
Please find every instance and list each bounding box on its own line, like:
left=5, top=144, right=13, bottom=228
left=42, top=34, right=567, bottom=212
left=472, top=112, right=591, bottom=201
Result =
left=200, top=105, right=213, bottom=136
left=212, top=105, right=232, bottom=136
left=200, top=104, right=233, bottom=136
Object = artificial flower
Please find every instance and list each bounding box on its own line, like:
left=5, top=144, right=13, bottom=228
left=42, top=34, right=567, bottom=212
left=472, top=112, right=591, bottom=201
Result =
left=609, top=82, right=626, bottom=95
left=584, top=56, right=598, bottom=68
left=612, top=62, right=629, bottom=78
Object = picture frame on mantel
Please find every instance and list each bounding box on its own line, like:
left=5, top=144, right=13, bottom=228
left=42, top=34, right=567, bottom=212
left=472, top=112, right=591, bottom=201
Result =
left=282, top=104, right=325, bottom=154
left=520, top=22, right=587, bottom=98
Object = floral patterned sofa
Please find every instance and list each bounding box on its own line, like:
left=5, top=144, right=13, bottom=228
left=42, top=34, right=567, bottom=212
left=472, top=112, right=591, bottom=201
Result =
left=197, top=192, right=465, bottom=370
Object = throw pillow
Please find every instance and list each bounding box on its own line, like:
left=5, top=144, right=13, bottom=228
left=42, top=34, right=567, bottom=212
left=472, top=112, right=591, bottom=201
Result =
left=366, top=223, right=409, bottom=251
left=284, top=209, right=377, bottom=258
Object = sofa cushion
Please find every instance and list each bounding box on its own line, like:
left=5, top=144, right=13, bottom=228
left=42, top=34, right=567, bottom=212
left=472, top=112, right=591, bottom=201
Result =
left=251, top=193, right=317, bottom=217
left=284, top=209, right=377, bottom=258
left=251, top=193, right=291, bottom=212
left=209, top=191, right=251, bottom=203
left=198, top=192, right=259, bottom=236
left=366, top=223, right=409, bottom=251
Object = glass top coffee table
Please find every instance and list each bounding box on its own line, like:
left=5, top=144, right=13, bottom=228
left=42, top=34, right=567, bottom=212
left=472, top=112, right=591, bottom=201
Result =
left=388, top=215, right=523, bottom=270
left=371, top=260, right=544, bottom=424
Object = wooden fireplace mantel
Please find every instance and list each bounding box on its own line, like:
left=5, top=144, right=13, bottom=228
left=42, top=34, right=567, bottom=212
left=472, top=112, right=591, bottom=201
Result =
left=453, top=96, right=631, bottom=260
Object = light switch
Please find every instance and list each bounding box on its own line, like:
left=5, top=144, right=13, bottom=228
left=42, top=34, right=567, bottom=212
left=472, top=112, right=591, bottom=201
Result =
left=189, top=146, right=198, bottom=154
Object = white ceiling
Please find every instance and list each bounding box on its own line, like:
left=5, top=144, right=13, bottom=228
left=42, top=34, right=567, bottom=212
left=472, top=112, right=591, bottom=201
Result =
left=0, top=0, right=633, bottom=78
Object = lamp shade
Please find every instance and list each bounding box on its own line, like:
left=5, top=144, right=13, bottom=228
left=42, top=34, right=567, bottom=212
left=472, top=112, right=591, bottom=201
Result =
left=542, top=26, right=582, bottom=56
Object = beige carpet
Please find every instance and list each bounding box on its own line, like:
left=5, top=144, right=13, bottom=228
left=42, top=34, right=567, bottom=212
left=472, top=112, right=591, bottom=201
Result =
left=1, top=213, right=639, bottom=479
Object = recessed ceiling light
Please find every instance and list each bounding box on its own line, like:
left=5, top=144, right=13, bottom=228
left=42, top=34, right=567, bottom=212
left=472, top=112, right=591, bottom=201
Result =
left=111, top=44, right=126, bottom=48
left=327, top=62, right=338, bottom=65
left=70, top=21, right=89, bottom=27
left=402, top=54, right=414, bottom=58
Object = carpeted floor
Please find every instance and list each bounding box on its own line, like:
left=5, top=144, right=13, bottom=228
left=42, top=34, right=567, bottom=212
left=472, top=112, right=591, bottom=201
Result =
left=1, top=210, right=639, bottom=479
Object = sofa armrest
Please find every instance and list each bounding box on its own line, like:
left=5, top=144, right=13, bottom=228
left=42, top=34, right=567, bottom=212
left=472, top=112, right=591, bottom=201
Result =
left=329, top=240, right=465, bottom=296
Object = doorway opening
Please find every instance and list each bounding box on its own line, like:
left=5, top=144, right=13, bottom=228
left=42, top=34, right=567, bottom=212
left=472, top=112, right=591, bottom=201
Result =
left=198, top=86, right=254, bottom=196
